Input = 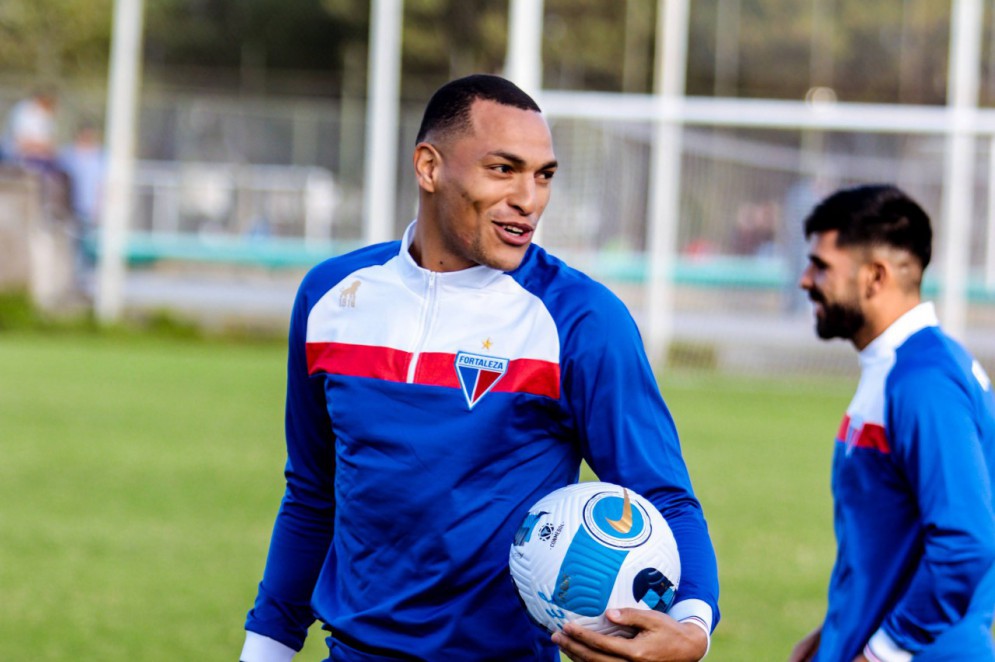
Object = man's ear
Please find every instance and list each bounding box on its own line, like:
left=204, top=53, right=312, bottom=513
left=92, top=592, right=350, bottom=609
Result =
left=863, top=256, right=890, bottom=299
left=413, top=142, right=441, bottom=193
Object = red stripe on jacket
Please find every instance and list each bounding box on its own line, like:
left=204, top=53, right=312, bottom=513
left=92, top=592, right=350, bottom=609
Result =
left=306, top=342, right=560, bottom=399
left=836, top=414, right=891, bottom=453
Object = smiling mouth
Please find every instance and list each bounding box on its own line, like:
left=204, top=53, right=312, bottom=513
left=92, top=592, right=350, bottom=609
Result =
left=494, top=222, right=536, bottom=247
left=498, top=223, right=532, bottom=236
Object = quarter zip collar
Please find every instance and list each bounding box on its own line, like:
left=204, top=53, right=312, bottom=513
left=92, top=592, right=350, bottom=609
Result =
left=396, top=221, right=514, bottom=290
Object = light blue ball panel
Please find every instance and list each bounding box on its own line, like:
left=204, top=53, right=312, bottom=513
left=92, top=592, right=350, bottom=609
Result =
left=552, top=526, right=628, bottom=616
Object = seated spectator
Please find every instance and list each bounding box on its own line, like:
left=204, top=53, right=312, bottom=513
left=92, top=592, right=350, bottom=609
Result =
left=3, top=88, right=60, bottom=171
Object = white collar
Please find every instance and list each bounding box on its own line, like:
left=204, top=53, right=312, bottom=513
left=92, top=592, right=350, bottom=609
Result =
left=395, top=221, right=510, bottom=289
left=859, top=302, right=938, bottom=366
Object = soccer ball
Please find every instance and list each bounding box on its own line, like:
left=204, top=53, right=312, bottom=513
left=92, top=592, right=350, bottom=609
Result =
left=509, top=481, right=681, bottom=637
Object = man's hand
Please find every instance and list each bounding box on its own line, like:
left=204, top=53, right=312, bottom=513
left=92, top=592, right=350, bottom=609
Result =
left=787, top=626, right=821, bottom=662
left=551, top=609, right=708, bottom=662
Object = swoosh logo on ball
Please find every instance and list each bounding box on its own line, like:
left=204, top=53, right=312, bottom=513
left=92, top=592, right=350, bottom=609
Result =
left=606, top=489, right=633, bottom=534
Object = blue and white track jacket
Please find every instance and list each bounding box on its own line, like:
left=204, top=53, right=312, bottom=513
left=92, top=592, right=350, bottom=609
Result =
left=817, top=303, right=995, bottom=661
left=243, top=223, right=719, bottom=661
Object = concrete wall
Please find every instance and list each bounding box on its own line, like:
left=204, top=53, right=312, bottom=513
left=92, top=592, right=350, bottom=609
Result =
left=0, top=167, right=76, bottom=311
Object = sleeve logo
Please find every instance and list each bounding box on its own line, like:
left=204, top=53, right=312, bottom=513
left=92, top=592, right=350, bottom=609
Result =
left=454, top=351, right=509, bottom=409
left=339, top=280, right=361, bottom=307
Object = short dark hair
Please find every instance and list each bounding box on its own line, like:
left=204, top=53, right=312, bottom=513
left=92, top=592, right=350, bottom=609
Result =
left=804, top=184, right=932, bottom=271
left=415, top=74, right=541, bottom=144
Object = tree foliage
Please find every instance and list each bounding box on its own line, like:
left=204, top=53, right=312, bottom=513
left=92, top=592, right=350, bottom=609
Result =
left=0, top=0, right=113, bottom=80
left=0, top=0, right=987, bottom=106
left=143, top=0, right=349, bottom=71
left=688, top=0, right=953, bottom=104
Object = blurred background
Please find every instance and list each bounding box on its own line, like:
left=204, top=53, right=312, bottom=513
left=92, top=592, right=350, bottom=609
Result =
left=2, top=0, right=995, bottom=377
left=4, top=2, right=995, bottom=660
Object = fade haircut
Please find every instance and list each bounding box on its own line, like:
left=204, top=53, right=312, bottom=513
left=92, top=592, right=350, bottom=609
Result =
left=804, top=184, right=932, bottom=271
left=415, top=74, right=541, bottom=144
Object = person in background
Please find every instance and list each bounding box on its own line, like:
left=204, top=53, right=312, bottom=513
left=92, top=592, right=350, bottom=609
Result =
left=2, top=87, right=74, bottom=224
left=2, top=88, right=59, bottom=170
left=790, top=184, right=995, bottom=661
left=57, top=121, right=106, bottom=288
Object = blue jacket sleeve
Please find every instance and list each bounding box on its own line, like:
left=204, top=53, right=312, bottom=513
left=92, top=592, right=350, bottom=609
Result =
left=244, top=282, right=337, bottom=651
left=882, top=365, right=995, bottom=651
left=560, top=289, right=720, bottom=630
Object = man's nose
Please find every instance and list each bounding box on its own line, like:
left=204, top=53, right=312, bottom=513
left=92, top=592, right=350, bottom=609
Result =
left=508, top=176, right=537, bottom=216
left=798, top=264, right=814, bottom=291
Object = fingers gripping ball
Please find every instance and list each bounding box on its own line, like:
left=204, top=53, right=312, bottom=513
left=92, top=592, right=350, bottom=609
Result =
left=509, top=482, right=681, bottom=637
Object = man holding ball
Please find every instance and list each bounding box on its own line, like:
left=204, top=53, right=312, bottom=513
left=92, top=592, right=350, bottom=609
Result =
left=241, top=74, right=719, bottom=661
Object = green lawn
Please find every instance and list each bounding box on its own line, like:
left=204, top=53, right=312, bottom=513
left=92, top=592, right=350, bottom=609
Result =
left=658, top=373, right=848, bottom=659
left=0, top=331, right=851, bottom=660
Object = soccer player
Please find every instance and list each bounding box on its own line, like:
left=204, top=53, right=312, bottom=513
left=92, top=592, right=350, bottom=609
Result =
left=239, top=74, right=719, bottom=661
left=790, top=185, right=995, bottom=661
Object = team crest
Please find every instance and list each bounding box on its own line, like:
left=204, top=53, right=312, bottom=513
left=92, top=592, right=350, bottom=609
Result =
left=454, top=351, right=508, bottom=409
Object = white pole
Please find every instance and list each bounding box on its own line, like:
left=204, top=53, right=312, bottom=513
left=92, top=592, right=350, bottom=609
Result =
left=95, top=0, right=145, bottom=322
left=505, top=0, right=545, bottom=243
left=363, top=0, right=403, bottom=245
left=504, top=0, right=544, bottom=99
left=939, top=0, right=981, bottom=339
left=644, top=0, right=689, bottom=365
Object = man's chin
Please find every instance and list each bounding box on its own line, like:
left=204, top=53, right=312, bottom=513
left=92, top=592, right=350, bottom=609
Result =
left=814, top=314, right=862, bottom=341
left=483, top=246, right=530, bottom=272
left=815, top=324, right=843, bottom=340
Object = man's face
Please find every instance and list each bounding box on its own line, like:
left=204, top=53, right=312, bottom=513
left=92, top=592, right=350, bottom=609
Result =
left=799, top=230, right=867, bottom=341
left=424, top=99, right=558, bottom=272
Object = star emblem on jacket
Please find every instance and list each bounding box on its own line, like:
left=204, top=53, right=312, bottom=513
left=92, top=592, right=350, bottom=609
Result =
left=482, top=338, right=493, bottom=350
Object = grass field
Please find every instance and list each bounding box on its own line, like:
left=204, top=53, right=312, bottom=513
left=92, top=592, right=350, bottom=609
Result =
left=0, top=329, right=851, bottom=660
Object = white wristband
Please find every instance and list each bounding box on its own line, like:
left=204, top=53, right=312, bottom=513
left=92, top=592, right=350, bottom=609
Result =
left=678, top=615, right=711, bottom=658
left=667, top=598, right=713, bottom=659
left=240, top=631, right=296, bottom=662
left=864, top=628, right=912, bottom=662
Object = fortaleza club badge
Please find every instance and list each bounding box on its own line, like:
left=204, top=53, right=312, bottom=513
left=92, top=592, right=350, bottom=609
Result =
left=454, top=351, right=508, bottom=409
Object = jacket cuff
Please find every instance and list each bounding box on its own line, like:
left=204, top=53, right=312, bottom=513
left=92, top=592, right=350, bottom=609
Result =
left=667, top=598, right=713, bottom=658
left=240, top=631, right=297, bottom=662
left=864, top=628, right=912, bottom=662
